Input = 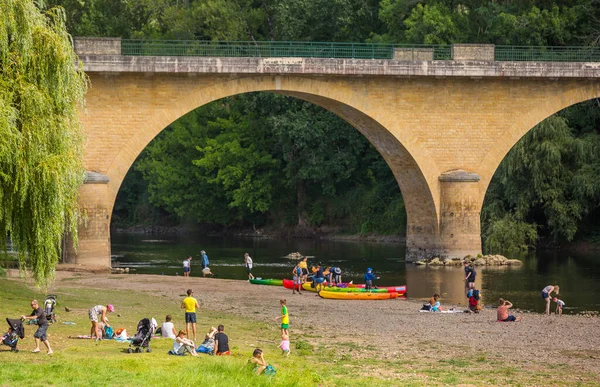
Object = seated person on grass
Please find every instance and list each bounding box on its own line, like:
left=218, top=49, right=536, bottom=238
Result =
left=197, top=327, right=217, bottom=354
left=171, top=330, right=198, bottom=356
left=213, top=325, right=230, bottom=356
left=250, top=348, right=276, bottom=376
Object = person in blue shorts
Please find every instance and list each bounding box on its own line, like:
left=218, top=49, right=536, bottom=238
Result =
left=312, top=264, right=325, bottom=293
left=541, top=285, right=559, bottom=315
left=183, top=256, right=192, bottom=277
left=181, top=289, right=200, bottom=341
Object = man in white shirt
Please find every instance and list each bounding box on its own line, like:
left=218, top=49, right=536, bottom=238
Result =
left=244, top=253, right=254, bottom=279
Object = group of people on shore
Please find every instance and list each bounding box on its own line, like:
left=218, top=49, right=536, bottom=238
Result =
left=291, top=257, right=363, bottom=295
left=181, top=251, right=255, bottom=280
left=419, top=261, right=565, bottom=321
left=174, top=287, right=278, bottom=374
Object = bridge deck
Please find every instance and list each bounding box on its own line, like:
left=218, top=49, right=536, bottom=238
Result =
left=80, top=54, right=600, bottom=78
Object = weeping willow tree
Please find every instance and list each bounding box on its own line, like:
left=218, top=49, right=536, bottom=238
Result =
left=0, top=0, right=87, bottom=285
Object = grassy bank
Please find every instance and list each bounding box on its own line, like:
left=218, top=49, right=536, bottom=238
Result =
left=0, top=276, right=597, bottom=386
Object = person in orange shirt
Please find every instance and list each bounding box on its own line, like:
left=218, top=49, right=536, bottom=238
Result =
left=497, top=298, right=521, bottom=322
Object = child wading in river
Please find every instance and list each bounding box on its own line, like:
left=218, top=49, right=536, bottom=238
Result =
left=553, top=297, right=565, bottom=316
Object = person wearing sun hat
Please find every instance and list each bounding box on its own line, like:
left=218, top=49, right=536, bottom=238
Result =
left=89, top=304, right=114, bottom=340
left=364, top=268, right=380, bottom=293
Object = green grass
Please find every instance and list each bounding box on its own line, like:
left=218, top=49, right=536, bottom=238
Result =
left=0, top=276, right=599, bottom=386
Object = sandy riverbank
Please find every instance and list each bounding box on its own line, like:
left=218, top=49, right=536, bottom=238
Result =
left=8, top=269, right=600, bottom=381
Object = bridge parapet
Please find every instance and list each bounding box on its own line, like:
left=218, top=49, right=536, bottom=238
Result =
left=74, top=37, right=121, bottom=55
left=73, top=38, right=600, bottom=79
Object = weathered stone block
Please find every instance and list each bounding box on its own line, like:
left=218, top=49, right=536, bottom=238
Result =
left=394, top=48, right=434, bottom=61
left=452, top=44, right=495, bottom=61
left=74, top=37, right=121, bottom=56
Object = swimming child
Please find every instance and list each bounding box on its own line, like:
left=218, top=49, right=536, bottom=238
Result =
left=278, top=333, right=290, bottom=356
left=552, top=297, right=565, bottom=316
left=364, top=268, right=380, bottom=293
left=274, top=299, right=289, bottom=335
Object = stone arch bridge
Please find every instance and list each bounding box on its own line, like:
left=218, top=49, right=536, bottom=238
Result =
left=70, top=38, right=600, bottom=267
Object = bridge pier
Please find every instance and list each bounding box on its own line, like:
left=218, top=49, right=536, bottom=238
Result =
left=405, top=170, right=483, bottom=261
left=438, top=170, right=482, bottom=259
left=65, top=173, right=112, bottom=268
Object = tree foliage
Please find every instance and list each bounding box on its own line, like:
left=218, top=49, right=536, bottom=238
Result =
left=0, top=0, right=87, bottom=284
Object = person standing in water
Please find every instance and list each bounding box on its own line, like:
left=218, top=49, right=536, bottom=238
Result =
left=201, top=251, right=209, bottom=269
left=183, top=256, right=192, bottom=277
left=542, top=285, right=559, bottom=315
left=244, top=253, right=254, bottom=279
left=553, top=297, right=565, bottom=316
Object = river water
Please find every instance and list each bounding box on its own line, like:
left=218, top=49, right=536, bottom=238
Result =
left=111, top=233, right=600, bottom=314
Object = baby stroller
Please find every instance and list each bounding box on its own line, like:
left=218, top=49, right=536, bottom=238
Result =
left=44, top=295, right=57, bottom=324
left=127, top=318, right=156, bottom=353
left=2, top=318, right=25, bottom=352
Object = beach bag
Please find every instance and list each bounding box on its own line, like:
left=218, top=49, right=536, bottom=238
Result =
left=104, top=326, right=114, bottom=339
left=264, top=365, right=276, bottom=376
left=421, top=304, right=432, bottom=311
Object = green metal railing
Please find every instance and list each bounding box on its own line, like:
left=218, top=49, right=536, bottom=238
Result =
left=120, top=40, right=600, bottom=62
left=121, top=40, right=396, bottom=59
left=495, top=46, right=600, bottom=62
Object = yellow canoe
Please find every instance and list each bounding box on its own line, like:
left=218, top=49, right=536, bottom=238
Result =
left=318, top=290, right=399, bottom=300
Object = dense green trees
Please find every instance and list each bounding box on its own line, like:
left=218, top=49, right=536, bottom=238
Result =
left=113, top=95, right=406, bottom=235
left=0, top=0, right=87, bottom=284
left=46, top=0, right=600, bottom=252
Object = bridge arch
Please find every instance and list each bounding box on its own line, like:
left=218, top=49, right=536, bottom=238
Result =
left=73, top=73, right=444, bottom=266
left=478, top=81, right=600, bottom=195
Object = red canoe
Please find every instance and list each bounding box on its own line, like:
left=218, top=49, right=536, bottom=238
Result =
left=282, top=279, right=301, bottom=290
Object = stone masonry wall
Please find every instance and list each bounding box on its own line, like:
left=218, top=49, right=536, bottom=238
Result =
left=74, top=38, right=121, bottom=56
left=452, top=44, right=495, bottom=61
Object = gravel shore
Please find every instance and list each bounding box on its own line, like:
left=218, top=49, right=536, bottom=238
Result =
left=19, top=270, right=600, bottom=380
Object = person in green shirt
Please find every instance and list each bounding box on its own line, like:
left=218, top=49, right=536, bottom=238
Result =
left=181, top=289, right=200, bottom=341
left=274, top=299, right=289, bottom=335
